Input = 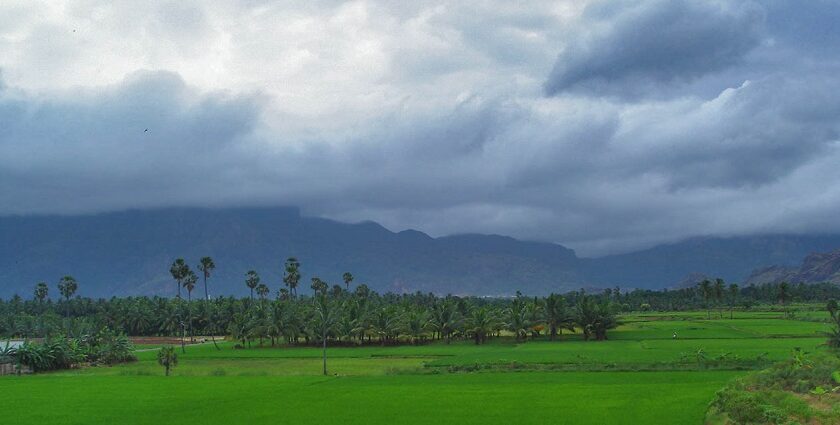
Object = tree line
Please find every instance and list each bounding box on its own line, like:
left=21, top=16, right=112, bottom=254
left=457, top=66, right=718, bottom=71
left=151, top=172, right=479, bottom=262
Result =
left=1, top=256, right=838, bottom=346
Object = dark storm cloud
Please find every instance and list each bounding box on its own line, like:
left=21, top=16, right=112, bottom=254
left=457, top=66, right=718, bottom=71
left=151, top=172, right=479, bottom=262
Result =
left=1, top=1, right=840, bottom=257
left=0, top=71, right=263, bottom=214
left=544, top=0, right=765, bottom=98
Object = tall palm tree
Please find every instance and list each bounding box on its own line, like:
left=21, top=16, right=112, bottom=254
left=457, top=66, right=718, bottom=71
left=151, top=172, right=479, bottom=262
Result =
left=256, top=283, right=270, bottom=312
left=778, top=282, right=790, bottom=318
left=34, top=281, right=49, bottom=337
left=728, top=283, right=739, bottom=319
left=256, top=283, right=270, bottom=300
left=342, top=272, right=354, bottom=291
left=313, top=294, right=337, bottom=375
left=58, top=275, right=78, bottom=335
left=713, top=278, right=725, bottom=318
left=197, top=256, right=218, bottom=349
left=245, top=270, right=260, bottom=301
left=283, top=257, right=301, bottom=298
left=169, top=259, right=188, bottom=298
left=183, top=270, right=197, bottom=342
left=698, top=280, right=712, bottom=319
left=34, top=282, right=49, bottom=303
left=310, top=277, right=327, bottom=295
left=198, top=257, right=215, bottom=301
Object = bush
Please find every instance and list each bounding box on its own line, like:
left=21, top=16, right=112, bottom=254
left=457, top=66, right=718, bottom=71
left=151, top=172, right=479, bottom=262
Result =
left=709, top=351, right=839, bottom=424
left=9, top=328, right=135, bottom=372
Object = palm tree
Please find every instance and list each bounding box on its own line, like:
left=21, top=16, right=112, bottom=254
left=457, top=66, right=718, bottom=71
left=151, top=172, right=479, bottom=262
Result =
left=34, top=281, right=49, bottom=337
left=310, top=277, right=327, bottom=295
left=245, top=270, right=260, bottom=301
left=197, top=256, right=218, bottom=349
left=821, top=300, right=840, bottom=349
left=728, top=283, right=739, bottom=319
left=778, top=282, right=790, bottom=318
left=544, top=293, right=574, bottom=340
left=169, top=259, right=188, bottom=298
left=197, top=257, right=215, bottom=300
left=34, top=282, right=49, bottom=303
left=429, top=300, right=460, bottom=344
left=313, top=294, right=337, bottom=375
left=283, top=257, right=301, bottom=298
left=698, top=280, right=712, bottom=319
left=342, top=272, right=354, bottom=291
left=183, top=270, right=197, bottom=342
left=575, top=295, right=617, bottom=341
left=58, top=275, right=78, bottom=335
left=713, top=278, right=725, bottom=318
left=466, top=307, right=498, bottom=345
left=402, top=309, right=430, bottom=344
left=256, top=284, right=270, bottom=312
left=157, top=346, right=178, bottom=376
left=370, top=307, right=402, bottom=345
left=505, top=300, right=531, bottom=342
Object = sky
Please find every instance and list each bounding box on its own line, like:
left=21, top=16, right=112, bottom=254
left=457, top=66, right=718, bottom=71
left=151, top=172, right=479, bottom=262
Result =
left=1, top=0, right=839, bottom=257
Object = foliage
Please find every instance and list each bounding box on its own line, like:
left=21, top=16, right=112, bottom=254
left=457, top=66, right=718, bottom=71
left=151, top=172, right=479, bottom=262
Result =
left=709, top=351, right=840, bottom=424
left=157, top=345, right=178, bottom=376
left=4, top=329, right=135, bottom=372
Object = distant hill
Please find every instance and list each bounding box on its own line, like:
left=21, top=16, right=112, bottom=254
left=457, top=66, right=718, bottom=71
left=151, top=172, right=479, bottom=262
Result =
left=583, top=235, right=840, bottom=289
left=1, top=207, right=840, bottom=298
left=0, top=207, right=581, bottom=298
left=745, top=249, right=840, bottom=285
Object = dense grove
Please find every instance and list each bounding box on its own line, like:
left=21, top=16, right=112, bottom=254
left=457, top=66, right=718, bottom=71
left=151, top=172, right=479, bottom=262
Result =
left=2, top=257, right=839, bottom=346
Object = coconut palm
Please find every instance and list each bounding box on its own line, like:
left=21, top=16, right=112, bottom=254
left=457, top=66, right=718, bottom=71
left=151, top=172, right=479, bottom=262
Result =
left=310, top=277, right=328, bottom=295
left=429, top=300, right=460, bottom=344
left=698, top=280, right=712, bottom=319
left=778, top=282, right=790, bottom=318
left=169, top=259, right=188, bottom=298
left=197, top=256, right=219, bottom=349
left=544, top=293, right=575, bottom=340
left=728, top=283, right=739, bottom=319
left=505, top=300, right=531, bottom=342
left=402, top=309, right=430, bottom=344
left=157, top=346, right=178, bottom=376
left=313, top=294, right=338, bottom=375
left=466, top=307, right=498, bottom=345
left=197, top=257, right=215, bottom=301
left=342, top=272, right=354, bottom=291
left=57, top=275, right=78, bottom=335
left=34, top=282, right=49, bottom=303
left=245, top=270, right=260, bottom=301
left=575, top=295, right=617, bottom=341
left=283, top=257, right=301, bottom=298
left=183, top=270, right=197, bottom=341
left=714, top=278, right=725, bottom=318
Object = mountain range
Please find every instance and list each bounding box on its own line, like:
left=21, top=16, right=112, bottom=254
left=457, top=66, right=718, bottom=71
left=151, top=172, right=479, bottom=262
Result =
left=1, top=206, right=839, bottom=298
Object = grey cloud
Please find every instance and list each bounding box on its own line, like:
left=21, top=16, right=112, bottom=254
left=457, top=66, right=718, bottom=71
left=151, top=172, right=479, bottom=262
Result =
left=544, top=0, right=765, bottom=98
left=0, top=71, right=263, bottom=215
left=2, top=1, right=840, bottom=258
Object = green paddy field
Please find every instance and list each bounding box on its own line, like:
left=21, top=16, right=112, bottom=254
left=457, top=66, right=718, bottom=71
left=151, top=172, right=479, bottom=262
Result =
left=1, top=311, right=832, bottom=425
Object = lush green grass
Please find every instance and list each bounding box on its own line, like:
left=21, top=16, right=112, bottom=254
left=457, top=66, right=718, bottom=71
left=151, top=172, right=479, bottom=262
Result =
left=1, top=371, right=741, bottom=425
left=1, top=311, right=831, bottom=424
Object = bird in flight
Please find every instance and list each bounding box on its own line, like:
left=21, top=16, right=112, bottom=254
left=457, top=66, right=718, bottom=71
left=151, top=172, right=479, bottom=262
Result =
left=144, top=128, right=149, bottom=133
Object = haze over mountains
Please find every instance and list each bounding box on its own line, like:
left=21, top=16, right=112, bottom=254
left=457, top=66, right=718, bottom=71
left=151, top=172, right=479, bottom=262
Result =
left=2, top=207, right=839, bottom=298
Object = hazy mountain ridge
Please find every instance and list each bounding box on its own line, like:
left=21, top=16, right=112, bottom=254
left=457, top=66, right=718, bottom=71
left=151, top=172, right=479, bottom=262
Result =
left=1, top=207, right=840, bottom=297
left=745, top=249, right=840, bottom=285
